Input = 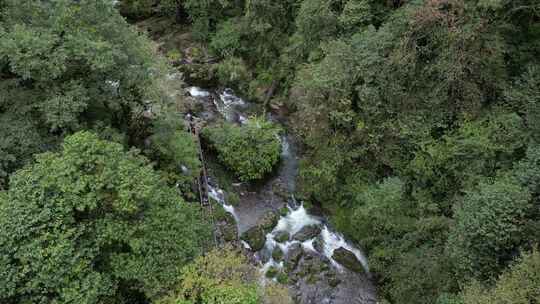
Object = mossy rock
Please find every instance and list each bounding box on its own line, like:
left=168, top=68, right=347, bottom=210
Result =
left=312, top=235, right=324, bottom=253
left=332, top=247, right=364, bottom=273
left=329, top=277, right=341, bottom=287
left=276, top=272, right=288, bottom=284
left=306, top=274, right=318, bottom=284
left=259, top=211, right=279, bottom=233
left=240, top=226, right=265, bottom=252
left=272, top=246, right=284, bottom=261
left=285, top=243, right=303, bottom=273
left=266, top=266, right=279, bottom=279
left=274, top=230, right=290, bottom=243
left=279, top=206, right=289, bottom=217
left=222, top=223, right=237, bottom=242
left=293, top=225, right=321, bottom=242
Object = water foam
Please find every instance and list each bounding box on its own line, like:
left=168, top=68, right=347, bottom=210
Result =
left=187, top=86, right=210, bottom=97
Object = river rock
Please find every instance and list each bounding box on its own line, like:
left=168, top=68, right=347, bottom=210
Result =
left=279, top=206, right=289, bottom=217
left=272, top=246, right=284, bottom=261
left=332, top=247, right=364, bottom=273
left=295, top=252, right=327, bottom=284
left=240, top=226, right=265, bottom=251
left=259, top=211, right=279, bottom=233
left=293, top=225, right=321, bottom=242
left=312, top=235, right=324, bottom=253
left=326, top=269, right=341, bottom=287
left=274, top=230, right=290, bottom=243
left=222, top=223, right=237, bottom=242
left=285, top=243, right=303, bottom=272
left=266, top=266, right=279, bottom=279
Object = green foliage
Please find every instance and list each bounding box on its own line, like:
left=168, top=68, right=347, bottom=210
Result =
left=407, top=112, right=528, bottom=213
left=1, top=0, right=539, bottom=302
left=0, top=113, right=52, bottom=189
left=203, top=118, right=281, bottom=181
left=209, top=19, right=244, bottom=57
left=216, top=57, right=252, bottom=91
left=341, top=178, right=414, bottom=249
left=0, top=0, right=166, bottom=179
left=0, top=132, right=210, bottom=304
left=516, top=143, right=540, bottom=195
left=461, top=248, right=540, bottom=304
left=148, top=113, right=201, bottom=193
left=447, top=176, right=532, bottom=280
left=506, top=66, right=540, bottom=140
left=158, top=247, right=259, bottom=304
left=292, top=0, right=339, bottom=56
left=334, top=177, right=455, bottom=304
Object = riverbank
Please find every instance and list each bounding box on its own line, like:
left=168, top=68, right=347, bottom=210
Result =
left=135, top=15, right=377, bottom=304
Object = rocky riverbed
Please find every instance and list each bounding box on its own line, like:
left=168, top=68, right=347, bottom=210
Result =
left=184, top=85, right=378, bottom=304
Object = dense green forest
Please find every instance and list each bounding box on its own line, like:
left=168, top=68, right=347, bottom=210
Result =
left=1, top=0, right=540, bottom=303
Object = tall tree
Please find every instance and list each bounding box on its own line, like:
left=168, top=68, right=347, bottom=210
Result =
left=0, top=132, right=210, bottom=304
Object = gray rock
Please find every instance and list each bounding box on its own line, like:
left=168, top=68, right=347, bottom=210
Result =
left=272, top=246, right=284, bottom=261
left=266, top=266, right=279, bottom=279
left=239, top=211, right=280, bottom=252
left=240, top=226, right=265, bottom=251
left=312, top=235, right=324, bottom=253
left=259, top=211, right=279, bottom=233
left=274, top=230, right=290, bottom=243
left=332, top=247, right=364, bottom=273
left=293, top=225, right=321, bottom=242
left=285, top=243, right=303, bottom=272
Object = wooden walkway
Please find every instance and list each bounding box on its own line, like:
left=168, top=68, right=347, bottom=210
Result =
left=186, top=115, right=220, bottom=247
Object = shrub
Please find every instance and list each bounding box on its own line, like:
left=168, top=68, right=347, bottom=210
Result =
left=216, top=57, right=252, bottom=91
left=203, top=118, right=281, bottom=181
left=158, top=246, right=259, bottom=304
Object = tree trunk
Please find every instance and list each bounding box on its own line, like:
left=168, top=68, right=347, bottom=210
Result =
left=175, top=0, right=183, bottom=24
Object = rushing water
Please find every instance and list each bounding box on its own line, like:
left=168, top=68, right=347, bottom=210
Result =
left=188, top=87, right=376, bottom=304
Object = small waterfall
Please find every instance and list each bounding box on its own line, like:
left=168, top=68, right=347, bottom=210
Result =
left=184, top=86, right=374, bottom=302
left=187, top=86, right=210, bottom=98
left=321, top=226, right=369, bottom=272
left=273, top=205, right=320, bottom=236
left=265, top=204, right=369, bottom=273
left=207, top=183, right=239, bottom=224
left=214, top=88, right=247, bottom=122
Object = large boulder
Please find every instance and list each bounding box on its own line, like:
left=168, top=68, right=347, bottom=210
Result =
left=259, top=211, right=279, bottom=232
left=240, top=211, right=279, bottom=252
left=274, top=230, right=290, bottom=243
left=332, top=247, right=364, bottom=273
left=266, top=266, right=279, bottom=279
left=292, top=225, right=321, bottom=242
left=285, top=243, right=303, bottom=272
left=272, top=246, right=284, bottom=261
left=312, top=235, right=324, bottom=253
left=240, top=226, right=265, bottom=251
left=221, top=223, right=237, bottom=242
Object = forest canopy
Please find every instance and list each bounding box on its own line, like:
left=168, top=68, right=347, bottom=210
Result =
left=1, top=0, right=540, bottom=304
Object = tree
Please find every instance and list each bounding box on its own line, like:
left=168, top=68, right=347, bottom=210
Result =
left=0, top=132, right=210, bottom=304
left=0, top=0, right=166, bottom=180
left=1, top=0, right=201, bottom=187
left=334, top=178, right=414, bottom=250
left=203, top=118, right=281, bottom=181
left=148, top=114, right=201, bottom=194
left=158, top=246, right=260, bottom=304
left=505, top=66, right=540, bottom=140
left=0, top=113, right=52, bottom=190
left=447, top=175, right=532, bottom=280
left=461, top=248, right=540, bottom=304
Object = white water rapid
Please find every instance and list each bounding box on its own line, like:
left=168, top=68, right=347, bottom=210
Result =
left=187, top=87, right=375, bottom=303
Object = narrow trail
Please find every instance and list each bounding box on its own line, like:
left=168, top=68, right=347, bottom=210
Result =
left=187, top=115, right=220, bottom=247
